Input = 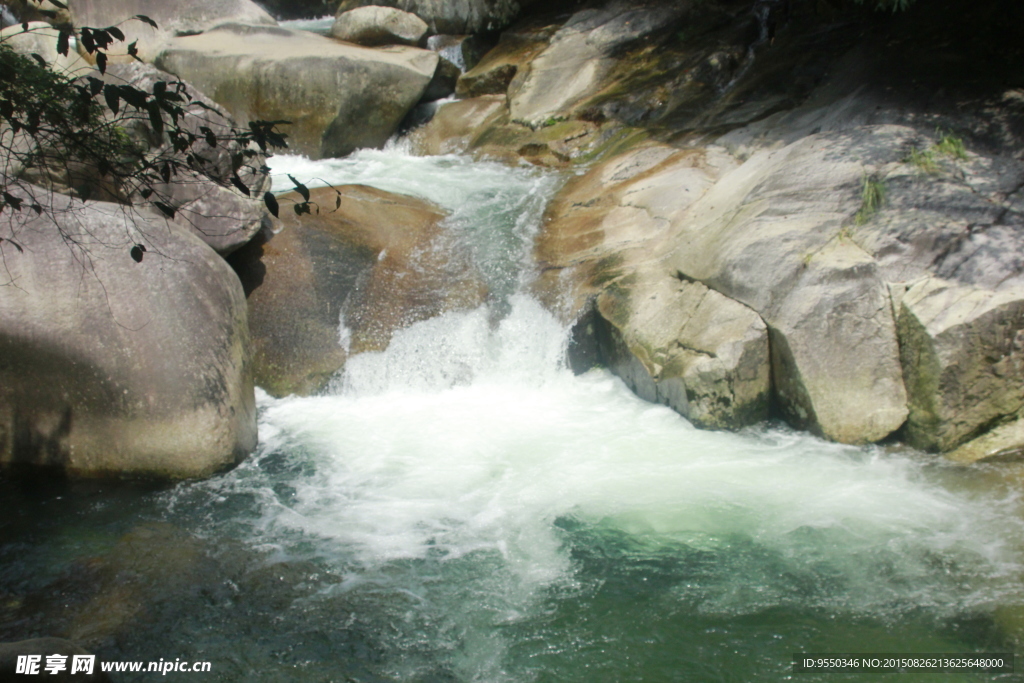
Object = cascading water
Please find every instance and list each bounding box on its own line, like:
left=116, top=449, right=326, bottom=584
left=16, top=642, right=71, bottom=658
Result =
left=2, top=144, right=1023, bottom=682
left=183, top=145, right=1024, bottom=679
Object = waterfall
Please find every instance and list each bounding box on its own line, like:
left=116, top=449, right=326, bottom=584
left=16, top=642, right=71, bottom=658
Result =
left=153, top=145, right=1024, bottom=681
left=0, top=3, right=18, bottom=29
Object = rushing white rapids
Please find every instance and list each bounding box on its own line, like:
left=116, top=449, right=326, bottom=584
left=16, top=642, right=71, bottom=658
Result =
left=175, top=145, right=1024, bottom=680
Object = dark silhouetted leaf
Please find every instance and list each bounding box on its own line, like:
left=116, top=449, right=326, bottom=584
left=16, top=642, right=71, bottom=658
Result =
left=153, top=202, right=175, bottom=218
left=57, top=30, right=71, bottom=57
left=80, top=28, right=95, bottom=53
left=2, top=192, right=24, bottom=211
left=264, top=192, right=279, bottom=218
left=230, top=174, right=250, bottom=196
left=86, top=76, right=104, bottom=96
left=105, top=26, right=125, bottom=42
left=135, top=14, right=158, bottom=28
left=127, top=40, right=139, bottom=60
left=103, top=84, right=120, bottom=114
left=95, top=50, right=107, bottom=74
left=130, top=245, right=144, bottom=262
left=49, top=0, right=68, bottom=9
left=287, top=174, right=310, bottom=202
left=335, top=194, right=341, bottom=210
left=29, top=53, right=46, bottom=68
left=147, top=101, right=163, bottom=136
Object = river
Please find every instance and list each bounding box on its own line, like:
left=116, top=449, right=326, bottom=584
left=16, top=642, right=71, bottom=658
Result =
left=1, top=144, right=1022, bottom=681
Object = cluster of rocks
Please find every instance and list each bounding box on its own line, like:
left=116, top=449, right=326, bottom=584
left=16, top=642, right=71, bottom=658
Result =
left=406, top=0, right=1024, bottom=461
left=3, top=0, right=1024, bottom=484
left=0, top=0, right=511, bottom=479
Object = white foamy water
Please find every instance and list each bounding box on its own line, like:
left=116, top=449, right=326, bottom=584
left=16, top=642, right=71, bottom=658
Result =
left=175, top=147, right=1024, bottom=680
left=279, top=15, right=335, bottom=34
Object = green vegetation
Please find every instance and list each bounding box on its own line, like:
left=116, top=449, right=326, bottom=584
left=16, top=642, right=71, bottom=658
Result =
left=904, top=131, right=968, bottom=175
left=934, top=132, right=968, bottom=160
left=855, top=174, right=885, bottom=225
left=0, top=15, right=297, bottom=246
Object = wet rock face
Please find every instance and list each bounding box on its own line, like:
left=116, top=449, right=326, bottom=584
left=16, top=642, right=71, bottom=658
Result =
left=155, top=23, right=437, bottom=159
left=331, top=5, right=429, bottom=47
left=534, top=143, right=771, bottom=430
left=66, top=0, right=277, bottom=61
left=335, top=0, right=539, bottom=35
left=595, top=276, right=770, bottom=430
left=232, top=185, right=488, bottom=397
left=0, top=186, right=256, bottom=480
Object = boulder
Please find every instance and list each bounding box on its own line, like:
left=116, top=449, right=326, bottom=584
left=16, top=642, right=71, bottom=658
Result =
left=946, top=415, right=1024, bottom=464
left=507, top=1, right=687, bottom=127
left=66, top=0, right=277, bottom=62
left=0, top=22, right=91, bottom=76
left=455, top=19, right=555, bottom=98
left=335, top=0, right=537, bottom=35
left=663, top=128, right=912, bottom=444
left=154, top=23, right=438, bottom=158
left=0, top=184, right=256, bottom=479
left=420, top=55, right=461, bottom=101
left=595, top=274, right=770, bottom=430
left=103, top=62, right=272, bottom=255
left=408, top=94, right=506, bottom=155
left=0, top=638, right=110, bottom=681
left=898, top=278, right=1024, bottom=452
left=534, top=142, right=770, bottom=429
left=231, top=185, right=487, bottom=397
left=330, top=5, right=428, bottom=47
left=17, top=61, right=271, bottom=255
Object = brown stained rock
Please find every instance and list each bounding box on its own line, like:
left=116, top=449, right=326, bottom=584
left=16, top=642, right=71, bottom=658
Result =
left=455, top=18, right=557, bottom=98
left=234, top=185, right=488, bottom=397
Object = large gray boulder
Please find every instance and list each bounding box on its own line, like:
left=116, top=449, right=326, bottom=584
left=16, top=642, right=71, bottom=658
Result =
left=664, top=128, right=913, bottom=444
left=155, top=23, right=438, bottom=158
left=595, top=274, right=770, bottom=430
left=0, top=184, right=256, bottom=479
left=330, top=5, right=428, bottom=47
left=534, top=143, right=771, bottom=430
left=335, top=0, right=536, bottom=35
left=0, top=22, right=92, bottom=76
left=103, top=62, right=272, bottom=255
left=16, top=60, right=272, bottom=255
left=66, top=0, right=277, bottom=61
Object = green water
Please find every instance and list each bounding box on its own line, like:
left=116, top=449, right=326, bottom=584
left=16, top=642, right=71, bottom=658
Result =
left=1, top=148, right=1022, bottom=682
